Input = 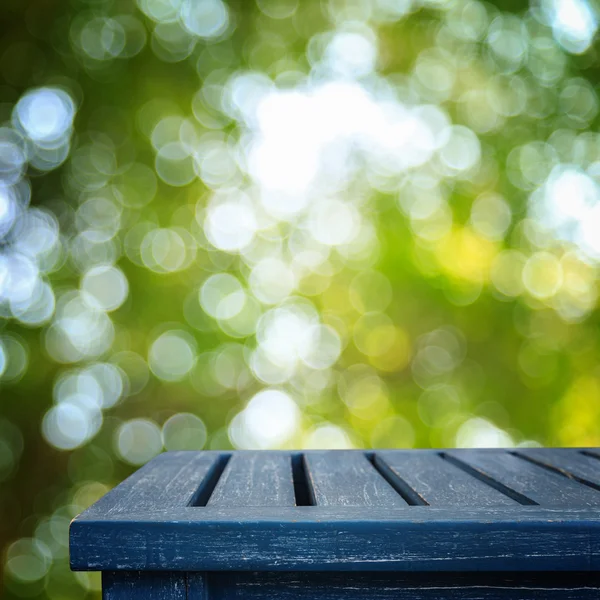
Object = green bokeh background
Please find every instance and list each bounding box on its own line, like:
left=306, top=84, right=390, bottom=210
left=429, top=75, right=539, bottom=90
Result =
left=2, top=0, right=600, bottom=597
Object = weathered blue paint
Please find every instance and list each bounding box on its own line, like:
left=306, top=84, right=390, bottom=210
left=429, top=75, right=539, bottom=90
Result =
left=101, top=571, right=600, bottom=600
left=69, top=448, right=600, bottom=599
left=206, top=571, right=600, bottom=599
left=102, top=571, right=187, bottom=599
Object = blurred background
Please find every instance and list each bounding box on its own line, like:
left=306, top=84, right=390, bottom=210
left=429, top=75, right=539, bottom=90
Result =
left=1, top=0, right=600, bottom=596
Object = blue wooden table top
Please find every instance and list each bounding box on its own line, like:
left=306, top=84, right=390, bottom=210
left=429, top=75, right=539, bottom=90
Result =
left=69, top=448, right=600, bottom=573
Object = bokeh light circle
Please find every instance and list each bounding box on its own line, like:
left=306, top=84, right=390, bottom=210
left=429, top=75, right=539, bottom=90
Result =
left=149, top=330, right=197, bottom=381
left=115, top=419, right=163, bottom=465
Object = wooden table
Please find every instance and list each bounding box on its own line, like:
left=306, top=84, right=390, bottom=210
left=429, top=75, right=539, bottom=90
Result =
left=69, top=448, right=600, bottom=598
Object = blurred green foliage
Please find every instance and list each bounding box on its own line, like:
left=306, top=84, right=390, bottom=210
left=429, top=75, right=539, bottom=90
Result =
left=2, top=0, right=600, bottom=596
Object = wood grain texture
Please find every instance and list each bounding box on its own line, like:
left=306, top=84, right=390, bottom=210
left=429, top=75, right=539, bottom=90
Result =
left=376, top=451, right=517, bottom=506
left=208, top=452, right=295, bottom=507
left=516, top=449, right=600, bottom=490
left=444, top=450, right=600, bottom=507
left=69, top=449, right=600, bottom=573
left=304, top=451, right=406, bottom=506
left=102, top=571, right=187, bottom=599
left=207, top=571, right=600, bottom=600
left=70, top=506, right=600, bottom=572
left=186, top=573, right=206, bottom=599
left=81, top=451, right=221, bottom=517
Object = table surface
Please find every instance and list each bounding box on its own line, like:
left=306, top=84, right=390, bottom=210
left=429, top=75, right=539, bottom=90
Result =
left=70, top=448, right=600, bottom=572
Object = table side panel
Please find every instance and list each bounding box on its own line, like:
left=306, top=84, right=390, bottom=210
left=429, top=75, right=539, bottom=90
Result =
left=70, top=512, right=600, bottom=572
left=205, top=571, right=600, bottom=600
left=102, top=571, right=188, bottom=599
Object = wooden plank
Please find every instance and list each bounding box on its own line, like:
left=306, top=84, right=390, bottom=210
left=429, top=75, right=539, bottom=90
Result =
left=80, top=452, right=223, bottom=516
left=516, top=449, right=600, bottom=490
left=445, top=449, right=600, bottom=507
left=186, top=573, right=207, bottom=600
left=207, top=452, right=295, bottom=507
left=376, top=451, right=517, bottom=506
left=304, top=451, right=406, bottom=506
left=102, top=571, right=186, bottom=599
left=208, top=571, right=600, bottom=600
left=70, top=506, right=600, bottom=571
